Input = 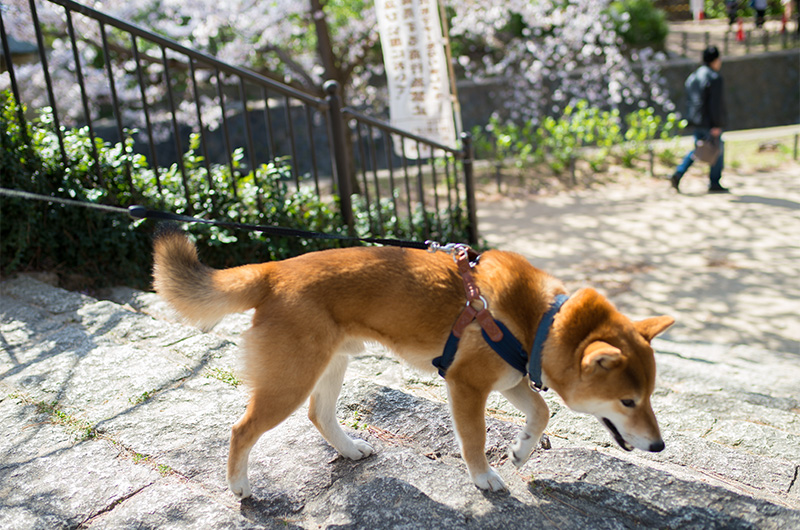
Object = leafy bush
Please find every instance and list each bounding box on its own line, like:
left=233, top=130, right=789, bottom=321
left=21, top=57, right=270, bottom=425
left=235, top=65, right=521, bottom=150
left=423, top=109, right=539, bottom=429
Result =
left=472, top=100, right=685, bottom=177
left=2, top=91, right=458, bottom=290
left=609, top=0, right=669, bottom=50
left=1, top=94, right=154, bottom=288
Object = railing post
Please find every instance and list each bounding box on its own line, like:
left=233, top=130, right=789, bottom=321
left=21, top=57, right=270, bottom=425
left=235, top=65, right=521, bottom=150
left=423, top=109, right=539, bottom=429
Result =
left=324, top=80, right=355, bottom=235
left=0, top=11, right=29, bottom=144
left=461, top=132, right=479, bottom=245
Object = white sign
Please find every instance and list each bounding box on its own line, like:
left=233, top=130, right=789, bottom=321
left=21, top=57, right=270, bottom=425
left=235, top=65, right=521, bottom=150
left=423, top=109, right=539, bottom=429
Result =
left=375, top=0, right=458, bottom=158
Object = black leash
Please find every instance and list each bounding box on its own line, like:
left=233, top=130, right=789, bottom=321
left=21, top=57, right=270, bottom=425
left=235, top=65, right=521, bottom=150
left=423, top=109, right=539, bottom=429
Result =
left=0, top=187, right=430, bottom=250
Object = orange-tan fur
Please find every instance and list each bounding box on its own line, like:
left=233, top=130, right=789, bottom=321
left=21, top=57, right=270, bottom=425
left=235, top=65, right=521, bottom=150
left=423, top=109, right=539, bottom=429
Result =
left=153, top=230, right=674, bottom=497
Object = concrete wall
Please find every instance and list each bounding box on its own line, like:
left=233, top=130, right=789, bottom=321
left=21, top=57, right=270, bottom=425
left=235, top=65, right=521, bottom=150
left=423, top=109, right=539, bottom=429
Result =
left=661, top=49, right=800, bottom=130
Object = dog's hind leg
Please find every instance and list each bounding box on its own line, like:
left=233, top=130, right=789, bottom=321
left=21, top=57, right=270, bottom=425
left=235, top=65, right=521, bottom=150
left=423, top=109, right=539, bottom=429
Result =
left=308, top=353, right=374, bottom=460
left=227, top=333, right=335, bottom=499
left=227, top=383, right=313, bottom=499
left=500, top=379, right=550, bottom=468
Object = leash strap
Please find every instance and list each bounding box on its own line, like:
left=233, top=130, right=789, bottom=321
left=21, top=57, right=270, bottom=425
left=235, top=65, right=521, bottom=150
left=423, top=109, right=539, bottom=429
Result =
left=433, top=248, right=500, bottom=377
left=127, top=206, right=430, bottom=249
left=449, top=250, right=503, bottom=340
left=0, top=188, right=430, bottom=250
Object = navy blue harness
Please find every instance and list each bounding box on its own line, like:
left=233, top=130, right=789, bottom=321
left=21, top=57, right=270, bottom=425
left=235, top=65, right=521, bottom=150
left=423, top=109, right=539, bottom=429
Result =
left=430, top=247, right=568, bottom=390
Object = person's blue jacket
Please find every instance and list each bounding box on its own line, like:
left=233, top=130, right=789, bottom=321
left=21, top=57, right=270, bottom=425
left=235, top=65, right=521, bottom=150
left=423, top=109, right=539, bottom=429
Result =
left=685, top=65, right=728, bottom=129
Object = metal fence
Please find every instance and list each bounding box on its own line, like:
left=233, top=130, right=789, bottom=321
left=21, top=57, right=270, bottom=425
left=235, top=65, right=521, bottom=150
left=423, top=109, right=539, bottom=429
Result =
left=674, top=27, right=800, bottom=58
left=0, top=0, right=477, bottom=244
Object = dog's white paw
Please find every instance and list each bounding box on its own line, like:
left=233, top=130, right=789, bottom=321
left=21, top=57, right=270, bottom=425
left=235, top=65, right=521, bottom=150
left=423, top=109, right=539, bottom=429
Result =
left=341, top=438, right=374, bottom=460
left=510, top=432, right=536, bottom=468
left=228, top=476, right=252, bottom=500
left=473, top=469, right=507, bottom=492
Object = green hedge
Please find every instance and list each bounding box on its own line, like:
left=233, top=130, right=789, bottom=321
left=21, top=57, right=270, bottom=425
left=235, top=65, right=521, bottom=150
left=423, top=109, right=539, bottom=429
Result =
left=0, top=91, right=384, bottom=290
left=471, top=100, right=685, bottom=175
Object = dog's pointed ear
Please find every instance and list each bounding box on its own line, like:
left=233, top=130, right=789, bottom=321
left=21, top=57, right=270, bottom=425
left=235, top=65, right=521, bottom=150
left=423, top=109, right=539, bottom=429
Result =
left=581, top=341, right=623, bottom=372
left=634, top=316, right=675, bottom=342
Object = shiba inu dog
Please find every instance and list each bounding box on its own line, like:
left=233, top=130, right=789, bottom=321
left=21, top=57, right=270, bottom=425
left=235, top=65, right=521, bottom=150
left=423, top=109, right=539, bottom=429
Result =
left=153, top=230, right=674, bottom=498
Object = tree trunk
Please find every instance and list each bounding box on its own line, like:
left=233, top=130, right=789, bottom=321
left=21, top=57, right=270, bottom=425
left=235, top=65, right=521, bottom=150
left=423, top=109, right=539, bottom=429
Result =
left=309, top=0, right=360, bottom=194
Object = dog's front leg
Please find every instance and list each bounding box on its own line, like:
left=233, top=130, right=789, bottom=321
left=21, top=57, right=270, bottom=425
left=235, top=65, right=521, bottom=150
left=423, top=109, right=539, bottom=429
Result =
left=500, top=379, right=550, bottom=467
left=447, top=381, right=506, bottom=492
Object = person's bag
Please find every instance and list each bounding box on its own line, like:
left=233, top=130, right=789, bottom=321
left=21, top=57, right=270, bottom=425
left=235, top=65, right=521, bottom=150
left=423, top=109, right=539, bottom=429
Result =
left=694, top=135, right=721, bottom=164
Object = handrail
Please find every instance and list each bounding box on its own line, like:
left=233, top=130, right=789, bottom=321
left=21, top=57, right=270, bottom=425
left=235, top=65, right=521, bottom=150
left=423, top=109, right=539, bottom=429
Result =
left=343, top=106, right=463, bottom=156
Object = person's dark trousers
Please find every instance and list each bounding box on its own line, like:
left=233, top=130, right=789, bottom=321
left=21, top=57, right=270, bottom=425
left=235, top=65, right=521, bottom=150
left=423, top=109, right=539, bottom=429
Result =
left=674, top=129, right=725, bottom=190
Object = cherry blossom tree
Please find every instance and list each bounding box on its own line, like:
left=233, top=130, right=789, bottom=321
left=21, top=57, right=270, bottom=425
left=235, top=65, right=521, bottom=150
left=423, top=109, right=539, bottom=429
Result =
left=448, top=0, right=673, bottom=122
left=1, top=0, right=672, bottom=130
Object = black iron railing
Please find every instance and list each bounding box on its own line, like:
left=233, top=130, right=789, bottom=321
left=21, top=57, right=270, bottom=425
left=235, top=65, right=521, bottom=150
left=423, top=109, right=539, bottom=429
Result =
left=674, top=26, right=800, bottom=57
left=0, top=0, right=477, bottom=244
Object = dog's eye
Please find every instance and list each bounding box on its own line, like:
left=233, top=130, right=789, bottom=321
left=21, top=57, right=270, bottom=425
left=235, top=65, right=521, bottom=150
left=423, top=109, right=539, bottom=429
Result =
left=621, top=399, right=636, bottom=408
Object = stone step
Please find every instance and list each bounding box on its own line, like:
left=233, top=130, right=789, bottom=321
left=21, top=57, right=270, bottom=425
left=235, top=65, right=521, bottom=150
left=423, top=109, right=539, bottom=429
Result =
left=106, top=282, right=800, bottom=475
left=1, top=275, right=799, bottom=528
left=99, top=281, right=800, bottom=507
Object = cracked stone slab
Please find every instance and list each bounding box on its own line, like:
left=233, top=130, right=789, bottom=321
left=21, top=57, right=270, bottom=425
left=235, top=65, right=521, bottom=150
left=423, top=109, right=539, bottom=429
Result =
left=0, top=276, right=90, bottom=314
left=82, top=480, right=290, bottom=529
left=524, top=448, right=800, bottom=529
left=0, top=395, right=160, bottom=530
left=610, top=432, right=800, bottom=507
left=654, top=340, right=800, bottom=401
left=97, top=375, right=246, bottom=494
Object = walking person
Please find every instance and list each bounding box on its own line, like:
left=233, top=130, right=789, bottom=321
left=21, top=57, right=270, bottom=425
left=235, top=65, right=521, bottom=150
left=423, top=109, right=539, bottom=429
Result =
left=671, top=45, right=729, bottom=194
left=753, top=0, right=768, bottom=27
left=726, top=0, right=739, bottom=26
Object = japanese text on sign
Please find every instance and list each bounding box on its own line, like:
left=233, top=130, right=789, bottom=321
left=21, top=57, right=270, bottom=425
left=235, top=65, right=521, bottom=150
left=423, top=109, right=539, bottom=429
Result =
left=375, top=0, right=457, bottom=158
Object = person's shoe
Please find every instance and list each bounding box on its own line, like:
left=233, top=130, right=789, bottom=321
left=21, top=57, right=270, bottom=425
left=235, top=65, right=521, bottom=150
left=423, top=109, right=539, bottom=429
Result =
left=708, top=186, right=730, bottom=194
left=670, top=173, right=681, bottom=192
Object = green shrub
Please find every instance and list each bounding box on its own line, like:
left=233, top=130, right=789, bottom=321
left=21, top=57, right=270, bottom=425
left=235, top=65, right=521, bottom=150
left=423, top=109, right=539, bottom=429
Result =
left=1, top=94, right=154, bottom=288
left=1, top=91, right=462, bottom=290
left=472, top=100, right=686, bottom=177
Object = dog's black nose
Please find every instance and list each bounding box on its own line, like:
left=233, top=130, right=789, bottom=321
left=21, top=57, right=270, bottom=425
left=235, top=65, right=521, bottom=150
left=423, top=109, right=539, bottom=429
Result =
left=649, top=440, right=665, bottom=452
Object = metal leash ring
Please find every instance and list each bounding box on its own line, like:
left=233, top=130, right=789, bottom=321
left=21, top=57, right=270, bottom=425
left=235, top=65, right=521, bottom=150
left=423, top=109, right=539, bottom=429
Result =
left=467, top=295, right=489, bottom=312
left=426, top=240, right=472, bottom=263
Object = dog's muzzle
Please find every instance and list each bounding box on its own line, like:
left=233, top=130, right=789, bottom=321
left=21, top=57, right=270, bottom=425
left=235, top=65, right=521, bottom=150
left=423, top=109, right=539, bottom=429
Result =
left=601, top=418, right=665, bottom=452
left=602, top=418, right=634, bottom=451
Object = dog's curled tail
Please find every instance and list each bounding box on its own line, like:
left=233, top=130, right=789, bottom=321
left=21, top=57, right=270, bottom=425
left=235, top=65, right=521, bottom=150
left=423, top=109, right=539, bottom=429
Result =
left=153, top=228, right=268, bottom=330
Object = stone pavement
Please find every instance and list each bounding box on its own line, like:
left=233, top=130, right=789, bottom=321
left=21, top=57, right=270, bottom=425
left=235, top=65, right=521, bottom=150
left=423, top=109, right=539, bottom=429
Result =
left=478, top=146, right=800, bottom=355
left=2, top=155, right=800, bottom=528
